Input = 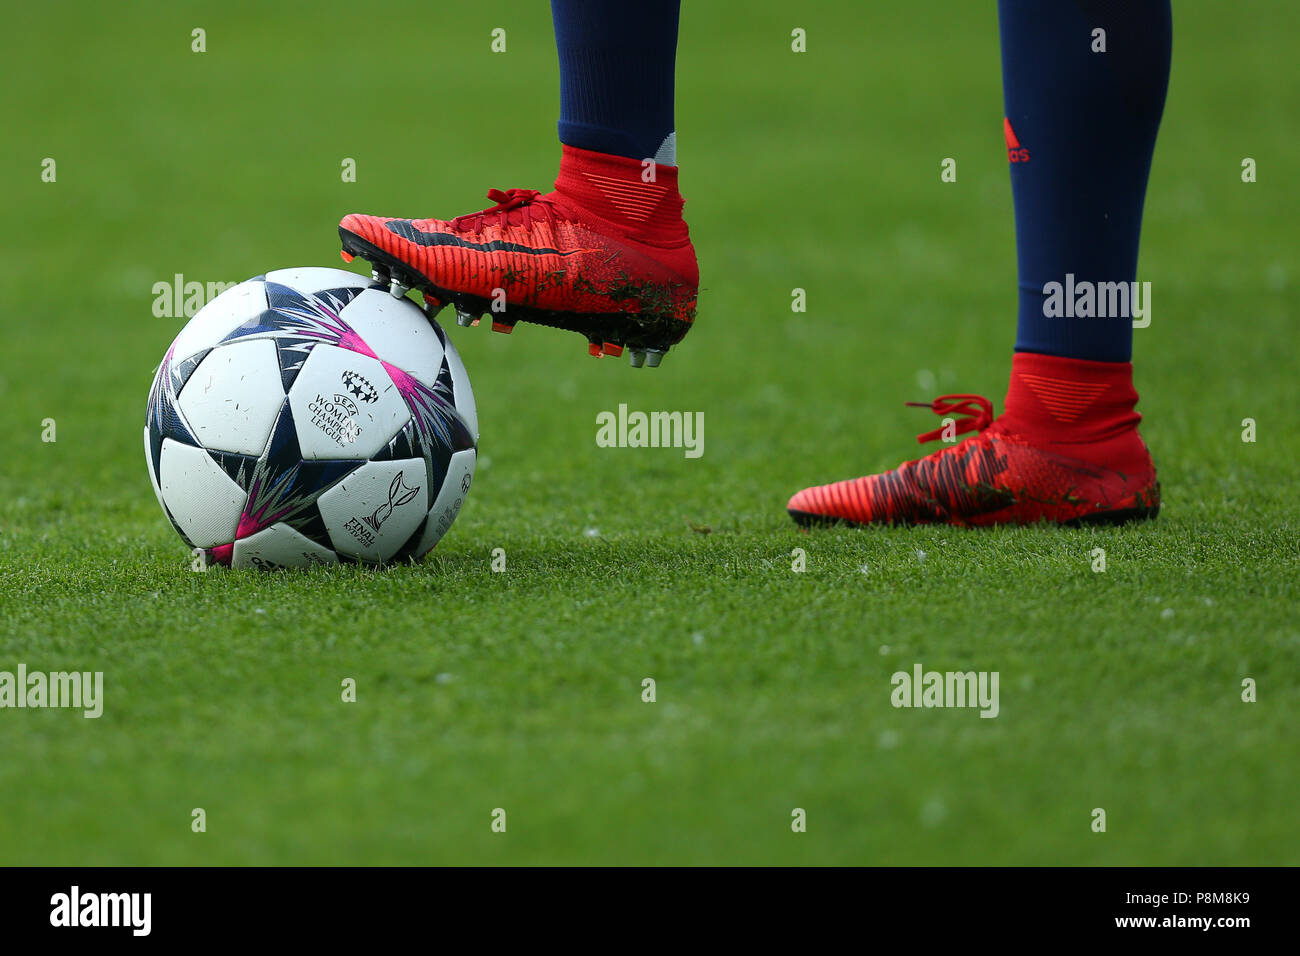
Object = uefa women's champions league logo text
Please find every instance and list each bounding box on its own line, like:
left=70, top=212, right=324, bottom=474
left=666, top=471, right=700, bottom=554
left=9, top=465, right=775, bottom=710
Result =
left=307, top=392, right=364, bottom=447
left=307, top=372, right=380, bottom=448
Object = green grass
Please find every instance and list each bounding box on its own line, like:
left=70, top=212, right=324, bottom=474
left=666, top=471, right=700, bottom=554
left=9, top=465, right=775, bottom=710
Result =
left=1, top=0, right=1297, bottom=865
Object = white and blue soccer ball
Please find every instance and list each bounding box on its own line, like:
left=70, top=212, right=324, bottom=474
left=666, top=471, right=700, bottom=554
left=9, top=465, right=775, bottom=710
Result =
left=144, top=267, right=478, bottom=568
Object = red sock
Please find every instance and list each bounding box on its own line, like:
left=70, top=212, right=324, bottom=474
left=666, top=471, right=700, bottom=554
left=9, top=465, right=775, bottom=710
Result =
left=552, top=144, right=689, bottom=246
left=1000, top=351, right=1147, bottom=465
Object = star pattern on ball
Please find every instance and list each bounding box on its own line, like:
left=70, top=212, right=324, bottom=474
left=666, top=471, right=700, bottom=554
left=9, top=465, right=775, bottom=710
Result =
left=342, top=370, right=379, bottom=404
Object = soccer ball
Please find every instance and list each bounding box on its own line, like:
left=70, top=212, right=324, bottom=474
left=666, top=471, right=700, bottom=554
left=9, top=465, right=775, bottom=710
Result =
left=144, top=267, right=478, bottom=568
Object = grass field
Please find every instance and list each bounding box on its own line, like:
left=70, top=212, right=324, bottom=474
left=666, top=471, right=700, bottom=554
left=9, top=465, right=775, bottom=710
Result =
left=1, top=1, right=1297, bottom=865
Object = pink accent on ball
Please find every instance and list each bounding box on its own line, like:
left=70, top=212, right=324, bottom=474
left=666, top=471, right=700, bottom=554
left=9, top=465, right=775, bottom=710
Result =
left=337, top=329, right=378, bottom=359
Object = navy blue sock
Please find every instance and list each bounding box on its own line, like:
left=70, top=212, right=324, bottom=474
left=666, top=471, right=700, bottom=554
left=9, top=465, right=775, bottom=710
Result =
left=1000, top=0, right=1171, bottom=362
left=551, top=0, right=679, bottom=164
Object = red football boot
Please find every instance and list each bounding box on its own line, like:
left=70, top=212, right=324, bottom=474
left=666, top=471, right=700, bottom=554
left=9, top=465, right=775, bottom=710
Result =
left=338, top=144, right=698, bottom=367
left=787, top=353, right=1161, bottom=527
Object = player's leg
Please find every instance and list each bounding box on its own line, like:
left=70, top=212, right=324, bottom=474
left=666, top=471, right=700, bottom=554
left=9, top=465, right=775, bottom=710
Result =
left=788, top=0, right=1172, bottom=526
left=339, top=0, right=697, bottom=367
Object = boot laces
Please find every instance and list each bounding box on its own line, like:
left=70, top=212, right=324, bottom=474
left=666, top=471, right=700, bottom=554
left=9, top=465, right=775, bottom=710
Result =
left=904, top=394, right=994, bottom=444
left=451, top=188, right=557, bottom=230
